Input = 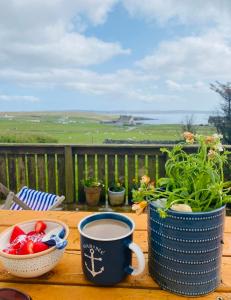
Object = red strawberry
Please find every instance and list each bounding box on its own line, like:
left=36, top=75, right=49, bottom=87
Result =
left=10, top=226, right=26, bottom=243
left=35, top=221, right=47, bottom=234
left=26, top=233, right=45, bottom=248
left=33, top=242, right=49, bottom=253
left=27, top=230, right=36, bottom=236
left=11, top=234, right=27, bottom=249
left=18, top=240, right=34, bottom=255
left=3, top=248, right=17, bottom=255
left=9, top=248, right=17, bottom=254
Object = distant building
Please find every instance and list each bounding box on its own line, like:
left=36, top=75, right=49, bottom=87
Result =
left=116, top=115, right=136, bottom=125
left=101, top=115, right=136, bottom=126
left=27, top=119, right=41, bottom=123
left=0, top=114, right=14, bottom=120
left=57, top=116, right=76, bottom=124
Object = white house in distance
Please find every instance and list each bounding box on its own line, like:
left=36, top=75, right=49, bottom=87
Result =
left=101, top=115, right=136, bottom=126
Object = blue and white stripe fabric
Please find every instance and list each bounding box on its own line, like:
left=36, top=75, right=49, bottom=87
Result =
left=11, top=186, right=58, bottom=211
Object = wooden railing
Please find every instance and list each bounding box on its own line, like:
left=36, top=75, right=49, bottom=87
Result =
left=0, top=144, right=230, bottom=206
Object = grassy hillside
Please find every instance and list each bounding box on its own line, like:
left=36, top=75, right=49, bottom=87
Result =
left=0, top=111, right=216, bottom=144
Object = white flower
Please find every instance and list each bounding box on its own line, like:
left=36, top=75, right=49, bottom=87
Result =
left=216, top=143, right=224, bottom=152
left=213, top=133, right=223, bottom=139
left=171, top=204, right=192, bottom=212
left=208, top=149, right=216, bottom=159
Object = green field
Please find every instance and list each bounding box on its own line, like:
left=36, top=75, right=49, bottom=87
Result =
left=0, top=111, right=216, bottom=144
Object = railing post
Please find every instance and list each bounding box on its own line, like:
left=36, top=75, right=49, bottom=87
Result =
left=64, top=146, right=74, bottom=203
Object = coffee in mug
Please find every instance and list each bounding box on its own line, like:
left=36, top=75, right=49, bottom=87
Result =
left=78, top=212, right=145, bottom=285
left=82, top=219, right=130, bottom=239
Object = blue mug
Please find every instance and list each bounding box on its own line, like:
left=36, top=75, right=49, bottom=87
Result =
left=78, top=212, right=145, bottom=285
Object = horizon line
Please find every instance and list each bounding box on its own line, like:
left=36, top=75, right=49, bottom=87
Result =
left=0, top=109, right=214, bottom=114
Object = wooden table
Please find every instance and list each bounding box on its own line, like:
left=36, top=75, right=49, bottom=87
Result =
left=0, top=210, right=231, bottom=300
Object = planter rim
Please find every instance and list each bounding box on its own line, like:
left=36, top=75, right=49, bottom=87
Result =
left=84, top=186, right=101, bottom=190
left=149, top=202, right=226, bottom=216
left=108, top=187, right=125, bottom=194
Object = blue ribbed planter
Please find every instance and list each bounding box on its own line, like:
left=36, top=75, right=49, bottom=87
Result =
left=148, top=203, right=225, bottom=297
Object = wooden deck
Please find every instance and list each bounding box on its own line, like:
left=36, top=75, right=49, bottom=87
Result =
left=0, top=210, right=231, bottom=299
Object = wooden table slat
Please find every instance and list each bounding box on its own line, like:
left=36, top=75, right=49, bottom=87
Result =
left=0, top=283, right=230, bottom=300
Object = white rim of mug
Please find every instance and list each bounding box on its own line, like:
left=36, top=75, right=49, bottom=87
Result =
left=78, top=212, right=135, bottom=241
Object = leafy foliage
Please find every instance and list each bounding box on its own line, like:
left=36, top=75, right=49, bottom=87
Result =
left=82, top=177, right=103, bottom=188
left=109, top=181, right=125, bottom=192
left=0, top=134, right=57, bottom=143
left=210, top=81, right=231, bottom=144
left=132, top=133, right=231, bottom=215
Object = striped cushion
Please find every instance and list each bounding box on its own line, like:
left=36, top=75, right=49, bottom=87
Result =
left=11, top=187, right=58, bottom=211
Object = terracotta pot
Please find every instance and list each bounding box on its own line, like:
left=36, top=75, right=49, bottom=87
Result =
left=84, top=186, right=101, bottom=206
left=108, top=188, right=125, bottom=206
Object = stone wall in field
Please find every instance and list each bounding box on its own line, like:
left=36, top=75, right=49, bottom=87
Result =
left=104, top=139, right=182, bottom=144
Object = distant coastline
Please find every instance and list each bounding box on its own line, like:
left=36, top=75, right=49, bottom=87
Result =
left=99, top=110, right=213, bottom=115
left=102, top=111, right=212, bottom=125
left=0, top=109, right=213, bottom=114
left=0, top=109, right=213, bottom=125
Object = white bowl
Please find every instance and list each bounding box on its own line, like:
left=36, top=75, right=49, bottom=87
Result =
left=0, top=219, right=69, bottom=278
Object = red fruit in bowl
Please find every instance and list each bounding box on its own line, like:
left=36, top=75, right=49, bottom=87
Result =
left=10, top=226, right=26, bottom=243
left=33, top=242, right=49, bottom=253
left=9, top=248, right=17, bottom=254
left=35, top=221, right=47, bottom=234
left=28, top=233, right=45, bottom=244
left=11, top=234, right=27, bottom=249
left=3, top=248, right=17, bottom=255
left=18, top=240, right=34, bottom=255
left=27, top=231, right=36, bottom=236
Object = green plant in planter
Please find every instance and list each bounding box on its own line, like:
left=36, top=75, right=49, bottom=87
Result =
left=109, top=182, right=124, bottom=192
left=132, top=132, right=231, bottom=217
left=82, top=177, right=103, bottom=188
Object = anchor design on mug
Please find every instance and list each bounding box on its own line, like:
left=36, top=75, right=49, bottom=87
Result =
left=84, top=248, right=104, bottom=277
left=78, top=212, right=145, bottom=285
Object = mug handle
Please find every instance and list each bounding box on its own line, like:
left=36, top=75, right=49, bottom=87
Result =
left=125, top=242, right=145, bottom=276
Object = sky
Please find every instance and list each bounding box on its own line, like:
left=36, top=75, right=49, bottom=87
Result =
left=0, top=0, right=231, bottom=112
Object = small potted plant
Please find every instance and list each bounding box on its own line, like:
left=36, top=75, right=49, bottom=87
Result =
left=132, top=133, right=231, bottom=297
left=108, top=180, right=125, bottom=206
left=82, top=177, right=103, bottom=207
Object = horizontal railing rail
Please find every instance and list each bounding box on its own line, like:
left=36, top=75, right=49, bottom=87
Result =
left=0, top=144, right=230, bottom=207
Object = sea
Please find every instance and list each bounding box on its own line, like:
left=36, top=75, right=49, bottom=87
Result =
left=104, top=111, right=212, bottom=125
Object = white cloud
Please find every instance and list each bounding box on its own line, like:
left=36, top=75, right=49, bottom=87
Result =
left=134, top=27, right=231, bottom=111
left=0, top=0, right=118, bottom=30
left=166, top=80, right=207, bottom=92
left=136, top=30, right=231, bottom=81
left=0, top=0, right=128, bottom=69
left=123, top=0, right=231, bottom=27
left=0, top=94, right=40, bottom=103
left=0, top=32, right=130, bottom=68
left=0, top=68, right=158, bottom=103
left=73, top=0, right=119, bottom=26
